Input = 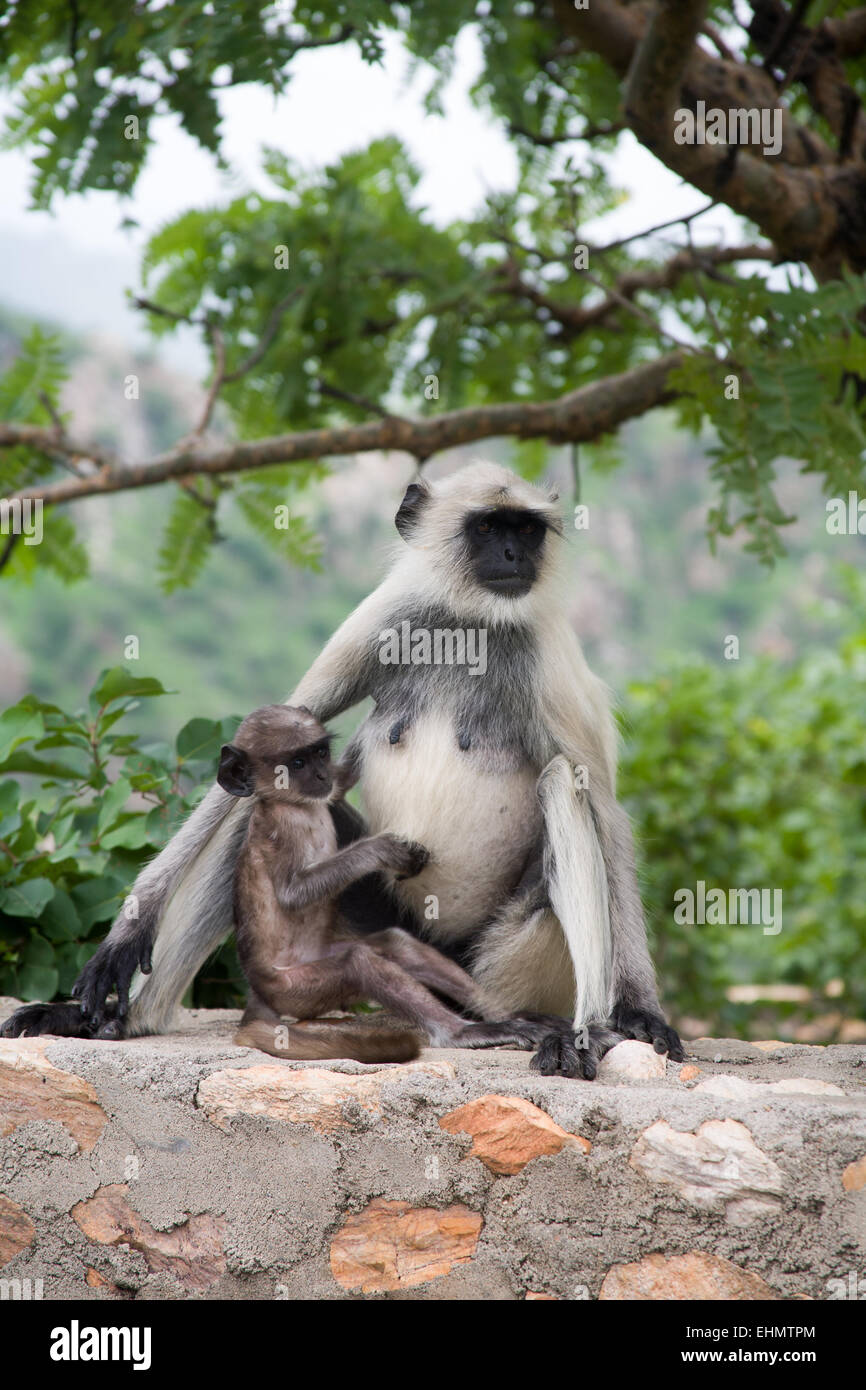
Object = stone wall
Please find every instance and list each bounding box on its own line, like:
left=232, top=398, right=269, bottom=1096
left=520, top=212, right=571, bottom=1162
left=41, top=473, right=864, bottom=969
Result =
left=1, top=1000, right=864, bottom=1301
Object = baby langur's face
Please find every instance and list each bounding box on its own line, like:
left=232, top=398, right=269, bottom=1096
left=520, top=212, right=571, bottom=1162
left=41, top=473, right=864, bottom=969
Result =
left=217, top=707, right=337, bottom=803
left=278, top=738, right=335, bottom=801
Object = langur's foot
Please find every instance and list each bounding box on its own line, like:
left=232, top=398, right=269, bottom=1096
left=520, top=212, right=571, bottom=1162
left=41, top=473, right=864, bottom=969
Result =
left=1, top=1000, right=98, bottom=1039
left=612, top=1005, right=684, bottom=1061
left=0, top=999, right=127, bottom=1040
left=529, top=1022, right=621, bottom=1079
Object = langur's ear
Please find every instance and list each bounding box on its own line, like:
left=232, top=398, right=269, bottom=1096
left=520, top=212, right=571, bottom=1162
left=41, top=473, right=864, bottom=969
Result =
left=217, top=744, right=255, bottom=798
left=395, top=479, right=431, bottom=540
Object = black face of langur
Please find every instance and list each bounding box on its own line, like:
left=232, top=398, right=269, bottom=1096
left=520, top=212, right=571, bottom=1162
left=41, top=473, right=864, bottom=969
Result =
left=462, top=507, right=548, bottom=597
left=216, top=705, right=335, bottom=804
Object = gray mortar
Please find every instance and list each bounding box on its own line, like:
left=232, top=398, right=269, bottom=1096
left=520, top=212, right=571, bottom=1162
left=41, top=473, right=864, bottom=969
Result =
left=1, top=998, right=865, bottom=1301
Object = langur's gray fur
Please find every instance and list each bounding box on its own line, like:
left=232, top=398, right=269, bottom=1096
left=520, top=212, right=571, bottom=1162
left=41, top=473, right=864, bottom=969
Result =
left=2, top=461, right=681, bottom=1076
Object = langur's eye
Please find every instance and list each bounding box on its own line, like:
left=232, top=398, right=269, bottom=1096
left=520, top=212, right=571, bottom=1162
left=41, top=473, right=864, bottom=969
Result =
left=477, top=521, right=492, bottom=534
left=317, top=747, right=328, bottom=759
left=291, top=756, right=305, bottom=770
left=520, top=522, right=538, bottom=534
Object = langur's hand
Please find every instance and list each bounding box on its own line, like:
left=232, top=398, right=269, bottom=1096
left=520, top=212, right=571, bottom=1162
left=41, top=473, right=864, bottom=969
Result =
left=71, top=934, right=154, bottom=1027
left=331, top=760, right=359, bottom=800
left=378, top=835, right=430, bottom=879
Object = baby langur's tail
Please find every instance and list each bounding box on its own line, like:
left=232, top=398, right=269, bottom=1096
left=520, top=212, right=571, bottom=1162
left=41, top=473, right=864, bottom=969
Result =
left=234, top=1017, right=421, bottom=1063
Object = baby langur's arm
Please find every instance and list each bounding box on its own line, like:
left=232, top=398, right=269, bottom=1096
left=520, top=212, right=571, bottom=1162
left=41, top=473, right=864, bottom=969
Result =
left=329, top=748, right=360, bottom=801
left=278, top=835, right=428, bottom=913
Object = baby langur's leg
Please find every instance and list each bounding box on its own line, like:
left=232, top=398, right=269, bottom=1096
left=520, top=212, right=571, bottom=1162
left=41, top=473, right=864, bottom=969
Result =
left=361, top=928, right=561, bottom=1050
left=247, top=943, right=542, bottom=1050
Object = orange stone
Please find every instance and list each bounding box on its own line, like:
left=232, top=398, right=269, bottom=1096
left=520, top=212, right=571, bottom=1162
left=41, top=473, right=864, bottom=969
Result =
left=600, top=1251, right=782, bottom=1300
left=330, top=1198, right=481, bottom=1292
left=85, top=1266, right=121, bottom=1294
left=439, top=1094, right=590, bottom=1176
left=678, top=1065, right=701, bottom=1082
left=72, top=1185, right=226, bottom=1292
left=0, top=1038, right=106, bottom=1151
left=0, top=1195, right=35, bottom=1267
left=842, top=1156, right=866, bottom=1192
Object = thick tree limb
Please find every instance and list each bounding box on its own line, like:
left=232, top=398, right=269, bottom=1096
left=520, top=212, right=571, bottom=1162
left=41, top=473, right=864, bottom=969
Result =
left=547, top=0, right=864, bottom=276
left=1, top=353, right=684, bottom=508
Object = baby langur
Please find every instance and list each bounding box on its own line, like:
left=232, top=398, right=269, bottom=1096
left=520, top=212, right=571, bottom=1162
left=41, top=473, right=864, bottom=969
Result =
left=218, top=705, right=546, bottom=1063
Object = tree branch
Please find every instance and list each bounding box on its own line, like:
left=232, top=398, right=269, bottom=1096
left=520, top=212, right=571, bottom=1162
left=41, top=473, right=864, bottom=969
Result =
left=1, top=354, right=684, bottom=508
left=549, top=0, right=863, bottom=277
left=497, top=243, right=777, bottom=337
left=507, top=117, right=625, bottom=145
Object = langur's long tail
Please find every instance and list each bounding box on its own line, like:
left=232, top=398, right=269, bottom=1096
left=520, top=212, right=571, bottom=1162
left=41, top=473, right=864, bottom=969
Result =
left=537, top=754, right=613, bottom=1031
left=125, top=786, right=252, bottom=1036
left=234, top=1018, right=422, bottom=1063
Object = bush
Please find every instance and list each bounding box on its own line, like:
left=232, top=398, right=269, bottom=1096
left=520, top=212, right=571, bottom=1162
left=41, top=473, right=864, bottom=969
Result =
left=0, top=668, right=242, bottom=1006
left=622, top=577, right=866, bottom=1034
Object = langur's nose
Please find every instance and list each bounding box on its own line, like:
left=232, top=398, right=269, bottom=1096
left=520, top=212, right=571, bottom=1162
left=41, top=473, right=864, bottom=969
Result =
left=504, top=545, right=515, bottom=561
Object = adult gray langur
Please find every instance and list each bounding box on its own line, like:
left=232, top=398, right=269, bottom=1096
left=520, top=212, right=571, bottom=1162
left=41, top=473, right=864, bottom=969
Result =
left=2, top=461, right=682, bottom=1077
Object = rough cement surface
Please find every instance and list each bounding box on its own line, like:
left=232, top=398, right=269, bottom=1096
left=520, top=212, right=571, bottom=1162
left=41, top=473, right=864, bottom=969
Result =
left=1, top=997, right=864, bottom=1301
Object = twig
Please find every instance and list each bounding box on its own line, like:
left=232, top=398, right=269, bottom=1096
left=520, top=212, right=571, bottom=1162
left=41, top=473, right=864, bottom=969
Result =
left=222, top=288, right=303, bottom=383
left=593, top=201, right=717, bottom=257
left=315, top=380, right=392, bottom=419
left=0, top=532, right=21, bottom=575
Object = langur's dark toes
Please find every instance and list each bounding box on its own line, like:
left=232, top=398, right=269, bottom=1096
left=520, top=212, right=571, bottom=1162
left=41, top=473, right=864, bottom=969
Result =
left=96, top=1017, right=125, bottom=1040
left=614, top=1007, right=683, bottom=1062
left=530, top=1030, right=593, bottom=1079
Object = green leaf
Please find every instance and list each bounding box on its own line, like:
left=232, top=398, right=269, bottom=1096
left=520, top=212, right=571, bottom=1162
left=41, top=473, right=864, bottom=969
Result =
left=69, top=877, right=126, bottom=930
left=89, top=667, right=172, bottom=711
left=0, top=704, right=44, bottom=762
left=16, top=964, right=59, bottom=1001
left=157, top=492, right=216, bottom=593
left=39, top=888, right=81, bottom=942
left=0, top=876, right=55, bottom=918
left=100, top=816, right=154, bottom=851
left=96, top=776, right=133, bottom=833
left=175, top=717, right=227, bottom=764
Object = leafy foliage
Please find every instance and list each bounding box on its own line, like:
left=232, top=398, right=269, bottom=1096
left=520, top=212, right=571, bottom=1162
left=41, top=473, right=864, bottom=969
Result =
left=671, top=273, right=866, bottom=562
left=0, top=667, right=242, bottom=1005
left=621, top=567, right=866, bottom=1033
left=2, top=4, right=866, bottom=582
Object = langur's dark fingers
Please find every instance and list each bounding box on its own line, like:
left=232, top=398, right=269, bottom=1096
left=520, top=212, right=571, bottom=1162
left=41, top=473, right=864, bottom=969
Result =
left=115, top=974, right=130, bottom=1019
left=140, top=939, right=153, bottom=974
left=78, top=965, right=113, bottom=1026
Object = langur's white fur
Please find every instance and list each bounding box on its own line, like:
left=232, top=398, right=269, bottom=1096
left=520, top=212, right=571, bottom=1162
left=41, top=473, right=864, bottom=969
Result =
left=121, top=459, right=639, bottom=1037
